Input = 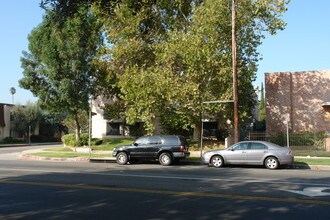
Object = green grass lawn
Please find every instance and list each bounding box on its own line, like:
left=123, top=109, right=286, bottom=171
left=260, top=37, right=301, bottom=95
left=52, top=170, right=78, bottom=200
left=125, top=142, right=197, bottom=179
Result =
left=92, top=138, right=133, bottom=151
left=43, top=147, right=73, bottom=152
left=294, top=157, right=330, bottom=166
left=293, top=150, right=330, bottom=157
left=31, top=146, right=88, bottom=158
left=31, top=151, right=113, bottom=158
left=32, top=152, right=91, bottom=158
left=32, top=139, right=133, bottom=158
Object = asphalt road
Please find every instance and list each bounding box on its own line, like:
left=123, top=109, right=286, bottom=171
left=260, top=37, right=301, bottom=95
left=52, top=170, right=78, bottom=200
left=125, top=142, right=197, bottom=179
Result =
left=1, top=145, right=330, bottom=220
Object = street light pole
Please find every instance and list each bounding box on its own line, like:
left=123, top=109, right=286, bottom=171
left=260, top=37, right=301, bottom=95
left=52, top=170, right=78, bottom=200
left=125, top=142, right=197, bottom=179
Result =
left=284, top=113, right=290, bottom=148
left=232, top=0, right=239, bottom=143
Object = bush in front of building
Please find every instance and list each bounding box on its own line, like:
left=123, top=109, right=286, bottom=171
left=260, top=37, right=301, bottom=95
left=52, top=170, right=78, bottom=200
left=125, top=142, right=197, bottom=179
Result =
left=269, top=132, right=326, bottom=149
left=61, top=133, right=89, bottom=147
left=61, top=133, right=107, bottom=147
left=0, top=137, right=25, bottom=144
left=30, top=135, right=61, bottom=143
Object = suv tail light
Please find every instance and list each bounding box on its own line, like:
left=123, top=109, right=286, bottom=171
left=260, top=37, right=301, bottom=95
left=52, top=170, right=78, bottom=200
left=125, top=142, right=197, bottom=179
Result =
left=180, top=146, right=184, bottom=152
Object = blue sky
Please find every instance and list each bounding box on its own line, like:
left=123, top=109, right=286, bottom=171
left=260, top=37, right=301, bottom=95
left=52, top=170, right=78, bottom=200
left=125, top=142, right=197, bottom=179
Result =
left=0, top=0, right=43, bottom=104
left=1, top=0, right=329, bottom=104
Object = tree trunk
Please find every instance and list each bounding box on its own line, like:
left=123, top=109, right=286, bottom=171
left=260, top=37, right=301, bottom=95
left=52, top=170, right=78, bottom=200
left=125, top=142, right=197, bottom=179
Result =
left=152, top=116, right=162, bottom=135
left=74, top=114, right=81, bottom=141
left=193, top=122, right=202, bottom=142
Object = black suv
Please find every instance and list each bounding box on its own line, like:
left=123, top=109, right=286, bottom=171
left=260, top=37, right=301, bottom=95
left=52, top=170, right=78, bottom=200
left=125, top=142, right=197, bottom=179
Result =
left=112, top=135, right=190, bottom=166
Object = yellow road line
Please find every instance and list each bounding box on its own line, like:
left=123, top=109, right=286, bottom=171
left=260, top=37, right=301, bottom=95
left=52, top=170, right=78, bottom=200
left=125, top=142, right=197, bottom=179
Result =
left=1, top=179, right=330, bottom=206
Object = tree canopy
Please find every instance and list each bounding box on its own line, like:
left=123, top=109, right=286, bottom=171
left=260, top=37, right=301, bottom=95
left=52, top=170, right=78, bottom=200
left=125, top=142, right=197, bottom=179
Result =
left=11, top=102, right=42, bottom=139
left=23, top=0, right=289, bottom=139
left=20, top=5, right=104, bottom=140
left=98, top=0, right=289, bottom=137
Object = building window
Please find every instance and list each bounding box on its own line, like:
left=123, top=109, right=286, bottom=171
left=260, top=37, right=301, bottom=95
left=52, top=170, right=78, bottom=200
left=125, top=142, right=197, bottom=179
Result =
left=107, top=122, right=120, bottom=135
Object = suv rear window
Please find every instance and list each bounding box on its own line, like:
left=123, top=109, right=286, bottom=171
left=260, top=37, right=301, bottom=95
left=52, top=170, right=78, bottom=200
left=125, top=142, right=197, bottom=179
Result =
left=162, top=136, right=179, bottom=145
left=178, top=136, right=188, bottom=146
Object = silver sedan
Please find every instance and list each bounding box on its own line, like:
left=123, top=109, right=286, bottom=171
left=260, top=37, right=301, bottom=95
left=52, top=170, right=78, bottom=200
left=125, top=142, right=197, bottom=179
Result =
left=201, top=141, right=294, bottom=169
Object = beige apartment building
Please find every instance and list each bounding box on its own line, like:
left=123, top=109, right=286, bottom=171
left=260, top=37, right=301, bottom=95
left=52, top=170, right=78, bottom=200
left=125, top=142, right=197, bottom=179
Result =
left=0, top=103, right=40, bottom=141
left=265, top=70, right=330, bottom=135
left=0, top=103, right=13, bottom=140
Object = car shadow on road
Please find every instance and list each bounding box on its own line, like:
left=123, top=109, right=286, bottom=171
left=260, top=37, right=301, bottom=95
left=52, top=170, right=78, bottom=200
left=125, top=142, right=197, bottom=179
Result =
left=89, top=158, right=308, bottom=169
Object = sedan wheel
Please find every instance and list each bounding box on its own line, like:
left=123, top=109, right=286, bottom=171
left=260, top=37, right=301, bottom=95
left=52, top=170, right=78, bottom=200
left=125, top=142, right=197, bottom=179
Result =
left=159, top=153, right=172, bottom=166
left=211, top=155, right=224, bottom=168
left=265, top=157, right=279, bottom=169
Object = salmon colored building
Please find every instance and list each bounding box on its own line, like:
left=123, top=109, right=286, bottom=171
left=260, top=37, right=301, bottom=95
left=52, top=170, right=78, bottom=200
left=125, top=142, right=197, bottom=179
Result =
left=265, top=70, right=330, bottom=135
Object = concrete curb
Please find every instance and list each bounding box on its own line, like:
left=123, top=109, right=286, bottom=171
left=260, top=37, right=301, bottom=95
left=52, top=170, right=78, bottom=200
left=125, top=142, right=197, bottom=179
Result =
left=20, top=153, right=90, bottom=162
left=308, top=165, right=330, bottom=171
left=0, top=142, right=62, bottom=148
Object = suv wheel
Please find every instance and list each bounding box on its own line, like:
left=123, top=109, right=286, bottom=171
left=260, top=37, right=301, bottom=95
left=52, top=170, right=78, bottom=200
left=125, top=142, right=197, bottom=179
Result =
left=116, top=152, right=128, bottom=165
left=159, top=153, right=172, bottom=166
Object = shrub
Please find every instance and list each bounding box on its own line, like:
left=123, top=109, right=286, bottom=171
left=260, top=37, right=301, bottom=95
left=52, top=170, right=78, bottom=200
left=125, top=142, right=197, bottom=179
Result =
left=30, top=135, right=47, bottom=142
left=61, top=133, right=89, bottom=147
left=2, top=137, right=14, bottom=143
left=61, top=134, right=75, bottom=146
left=30, top=135, right=61, bottom=143
left=269, top=132, right=325, bottom=148
left=1, top=137, right=26, bottom=144
left=93, top=139, right=103, bottom=145
left=79, top=133, right=89, bottom=146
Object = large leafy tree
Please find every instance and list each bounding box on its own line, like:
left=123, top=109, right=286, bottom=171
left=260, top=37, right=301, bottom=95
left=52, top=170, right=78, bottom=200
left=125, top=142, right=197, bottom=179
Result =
left=98, top=0, right=288, bottom=138
left=40, top=0, right=195, bottom=135
left=35, top=0, right=289, bottom=139
left=11, top=102, right=42, bottom=140
left=92, top=0, right=197, bottom=134
left=20, top=5, right=103, bottom=140
left=157, top=0, right=289, bottom=140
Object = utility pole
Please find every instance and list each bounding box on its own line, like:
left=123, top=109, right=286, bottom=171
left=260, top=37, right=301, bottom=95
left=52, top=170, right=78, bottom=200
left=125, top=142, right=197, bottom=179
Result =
left=232, top=0, right=239, bottom=143
left=88, top=96, right=93, bottom=158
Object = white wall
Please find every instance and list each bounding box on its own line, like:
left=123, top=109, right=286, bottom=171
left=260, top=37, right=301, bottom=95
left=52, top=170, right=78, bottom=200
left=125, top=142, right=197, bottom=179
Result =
left=91, top=96, right=115, bottom=138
